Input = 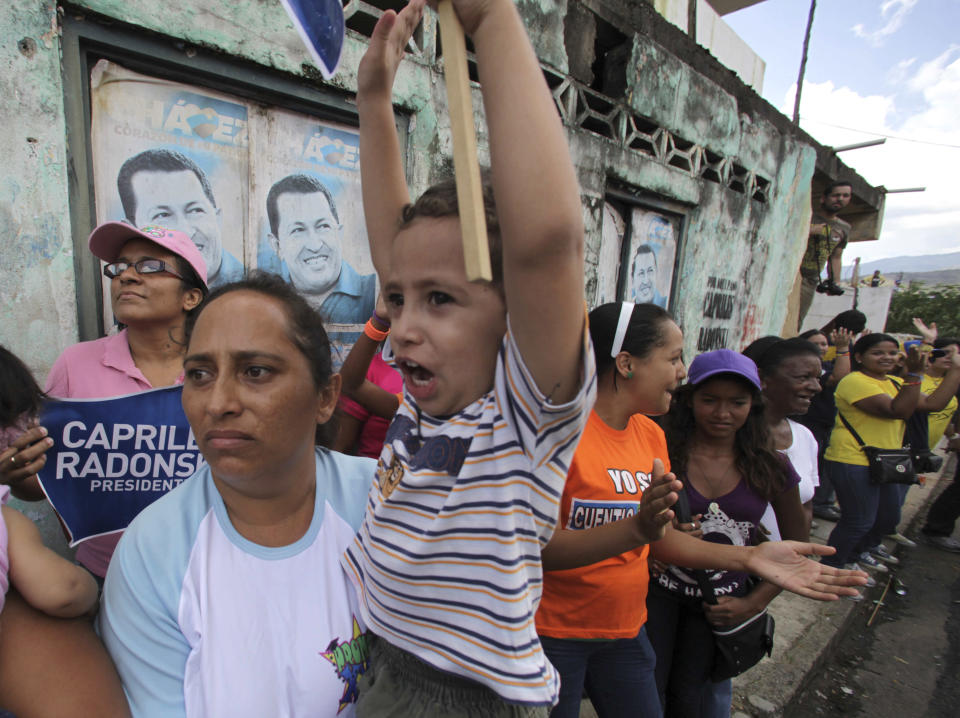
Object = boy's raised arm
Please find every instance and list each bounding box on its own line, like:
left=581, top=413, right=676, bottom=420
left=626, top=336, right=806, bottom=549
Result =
left=458, top=0, right=586, bottom=403
left=357, top=0, right=425, bottom=278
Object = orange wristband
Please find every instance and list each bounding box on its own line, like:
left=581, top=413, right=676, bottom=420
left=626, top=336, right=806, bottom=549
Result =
left=364, top=319, right=389, bottom=342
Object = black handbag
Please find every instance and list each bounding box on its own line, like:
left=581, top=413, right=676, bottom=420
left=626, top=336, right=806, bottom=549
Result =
left=674, top=490, right=775, bottom=681
left=837, top=412, right=918, bottom=486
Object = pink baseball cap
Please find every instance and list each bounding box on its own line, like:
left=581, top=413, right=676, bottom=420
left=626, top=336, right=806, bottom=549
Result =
left=88, top=222, right=208, bottom=289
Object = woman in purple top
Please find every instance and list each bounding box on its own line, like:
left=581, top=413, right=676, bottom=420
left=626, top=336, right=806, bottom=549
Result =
left=0, top=222, right=207, bottom=579
left=646, top=350, right=807, bottom=718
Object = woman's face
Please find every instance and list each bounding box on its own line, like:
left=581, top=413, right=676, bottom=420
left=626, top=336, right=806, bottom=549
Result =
left=807, top=333, right=828, bottom=358
left=182, top=290, right=339, bottom=497
left=931, top=343, right=959, bottom=373
left=627, top=320, right=686, bottom=415
left=110, top=238, right=198, bottom=326
left=691, top=376, right=754, bottom=441
left=856, top=341, right=899, bottom=376
left=762, top=354, right=822, bottom=416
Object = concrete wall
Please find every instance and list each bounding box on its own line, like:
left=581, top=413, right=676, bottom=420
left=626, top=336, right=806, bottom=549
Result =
left=0, top=0, right=818, bottom=382
left=0, top=2, right=77, bottom=380
left=651, top=0, right=767, bottom=93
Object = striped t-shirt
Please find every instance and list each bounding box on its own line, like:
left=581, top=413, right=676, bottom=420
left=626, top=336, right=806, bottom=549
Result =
left=342, top=325, right=596, bottom=705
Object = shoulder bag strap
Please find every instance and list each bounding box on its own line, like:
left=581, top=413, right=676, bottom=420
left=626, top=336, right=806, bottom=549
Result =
left=674, top=485, right=719, bottom=606
left=837, top=411, right=868, bottom=448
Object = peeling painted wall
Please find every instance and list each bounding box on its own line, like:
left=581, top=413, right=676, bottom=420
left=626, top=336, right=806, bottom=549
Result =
left=0, top=2, right=77, bottom=379
left=2, top=0, right=822, bottom=387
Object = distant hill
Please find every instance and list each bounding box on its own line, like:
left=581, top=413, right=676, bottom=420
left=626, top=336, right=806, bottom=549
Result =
left=843, top=251, right=960, bottom=279
left=894, top=269, right=960, bottom=286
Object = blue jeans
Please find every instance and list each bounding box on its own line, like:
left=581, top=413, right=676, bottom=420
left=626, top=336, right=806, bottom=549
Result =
left=822, top=460, right=901, bottom=567
left=701, top=679, right=731, bottom=718
left=645, top=585, right=717, bottom=718
left=876, top=482, right=913, bottom=538
left=540, top=627, right=662, bottom=718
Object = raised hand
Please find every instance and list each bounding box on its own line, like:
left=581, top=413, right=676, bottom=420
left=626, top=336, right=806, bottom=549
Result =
left=634, top=458, right=681, bottom=545
left=830, top=327, right=852, bottom=353
left=744, top=541, right=867, bottom=601
left=357, top=0, right=426, bottom=101
left=428, top=0, right=503, bottom=37
left=903, top=345, right=926, bottom=375
left=911, top=317, right=938, bottom=344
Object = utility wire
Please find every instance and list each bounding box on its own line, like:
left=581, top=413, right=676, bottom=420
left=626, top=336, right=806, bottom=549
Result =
left=799, top=117, right=960, bottom=149
left=793, top=0, right=817, bottom=124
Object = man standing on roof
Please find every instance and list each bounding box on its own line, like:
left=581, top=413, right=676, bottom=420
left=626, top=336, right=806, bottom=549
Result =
left=798, top=181, right=852, bottom=330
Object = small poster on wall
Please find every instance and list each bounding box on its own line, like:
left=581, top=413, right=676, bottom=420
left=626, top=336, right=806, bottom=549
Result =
left=621, top=206, right=681, bottom=310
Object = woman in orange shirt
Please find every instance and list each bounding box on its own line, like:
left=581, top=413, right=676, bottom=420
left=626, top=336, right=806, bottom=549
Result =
left=536, top=302, right=684, bottom=717
left=535, top=305, right=863, bottom=718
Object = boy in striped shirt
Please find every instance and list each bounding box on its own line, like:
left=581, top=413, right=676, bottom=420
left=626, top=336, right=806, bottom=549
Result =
left=341, top=0, right=596, bottom=713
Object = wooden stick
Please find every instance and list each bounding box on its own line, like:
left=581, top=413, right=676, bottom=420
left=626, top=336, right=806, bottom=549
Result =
left=436, top=0, right=491, bottom=282
left=866, top=576, right=892, bottom=627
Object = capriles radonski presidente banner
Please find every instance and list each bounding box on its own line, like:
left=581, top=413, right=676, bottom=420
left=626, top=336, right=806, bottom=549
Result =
left=37, top=386, right=204, bottom=545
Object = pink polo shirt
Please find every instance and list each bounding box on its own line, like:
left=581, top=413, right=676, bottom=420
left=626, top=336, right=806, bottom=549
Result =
left=45, top=329, right=183, bottom=577
left=1, top=485, right=10, bottom=611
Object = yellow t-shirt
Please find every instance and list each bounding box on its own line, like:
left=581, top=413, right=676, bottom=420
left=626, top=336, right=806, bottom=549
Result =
left=922, top=373, right=958, bottom=448
left=825, top=372, right=906, bottom=466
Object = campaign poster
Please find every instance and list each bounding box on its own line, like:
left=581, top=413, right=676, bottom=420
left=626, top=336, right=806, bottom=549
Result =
left=90, top=60, right=250, bottom=321
left=36, top=387, right=203, bottom=546
left=622, top=207, right=681, bottom=310
left=89, top=60, right=378, bottom=369
left=253, top=106, right=374, bottom=369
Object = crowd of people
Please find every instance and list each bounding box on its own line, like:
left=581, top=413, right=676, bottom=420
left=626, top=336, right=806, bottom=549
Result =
left=0, top=2, right=955, bottom=718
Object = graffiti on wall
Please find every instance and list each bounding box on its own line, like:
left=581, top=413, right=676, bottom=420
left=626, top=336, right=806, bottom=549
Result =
left=697, top=275, right=739, bottom=351
left=740, top=303, right=765, bottom=348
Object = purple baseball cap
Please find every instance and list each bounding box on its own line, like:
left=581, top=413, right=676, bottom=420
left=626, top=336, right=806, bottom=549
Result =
left=687, top=349, right=762, bottom=391
left=88, top=222, right=208, bottom=289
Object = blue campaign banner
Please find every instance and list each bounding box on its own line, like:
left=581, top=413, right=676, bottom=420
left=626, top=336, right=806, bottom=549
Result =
left=280, top=0, right=345, bottom=80
left=36, top=386, right=204, bottom=546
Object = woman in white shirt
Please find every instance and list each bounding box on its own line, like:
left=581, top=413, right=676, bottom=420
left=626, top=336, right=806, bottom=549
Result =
left=743, top=337, right=824, bottom=540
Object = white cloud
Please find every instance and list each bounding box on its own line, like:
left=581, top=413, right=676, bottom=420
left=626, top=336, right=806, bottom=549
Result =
left=887, top=57, right=916, bottom=85
left=782, top=48, right=960, bottom=264
left=852, top=0, right=919, bottom=47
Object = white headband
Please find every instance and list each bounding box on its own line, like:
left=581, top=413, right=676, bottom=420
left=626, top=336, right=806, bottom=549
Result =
left=611, top=302, right=635, bottom=358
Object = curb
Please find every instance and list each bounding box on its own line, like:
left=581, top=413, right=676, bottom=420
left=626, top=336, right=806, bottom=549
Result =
left=730, top=453, right=955, bottom=717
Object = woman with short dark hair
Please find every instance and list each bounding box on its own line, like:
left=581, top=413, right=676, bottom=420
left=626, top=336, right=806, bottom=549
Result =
left=744, top=337, right=824, bottom=538
left=100, top=273, right=375, bottom=717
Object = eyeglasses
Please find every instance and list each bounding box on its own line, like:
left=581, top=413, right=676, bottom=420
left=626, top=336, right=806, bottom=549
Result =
left=103, top=259, right=183, bottom=280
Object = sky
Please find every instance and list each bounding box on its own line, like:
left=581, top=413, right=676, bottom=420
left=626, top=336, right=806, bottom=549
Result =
left=724, top=0, right=960, bottom=265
